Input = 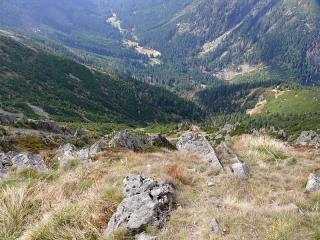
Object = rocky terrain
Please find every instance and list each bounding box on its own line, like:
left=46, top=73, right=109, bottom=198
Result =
left=0, top=120, right=319, bottom=240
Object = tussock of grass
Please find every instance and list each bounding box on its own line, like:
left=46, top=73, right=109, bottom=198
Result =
left=0, top=187, right=35, bottom=240
left=165, top=164, right=192, bottom=185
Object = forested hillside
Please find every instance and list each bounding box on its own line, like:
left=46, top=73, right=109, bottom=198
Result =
left=0, top=35, right=203, bottom=123
left=1, top=0, right=319, bottom=90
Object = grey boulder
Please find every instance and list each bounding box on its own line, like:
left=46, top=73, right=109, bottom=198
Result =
left=56, top=143, right=90, bottom=164
left=306, top=173, right=320, bottom=192
left=10, top=152, right=47, bottom=171
left=295, top=131, right=320, bottom=147
left=0, top=151, right=47, bottom=178
left=231, top=162, right=250, bottom=180
left=177, top=132, right=222, bottom=170
left=105, top=175, right=176, bottom=236
left=89, top=138, right=108, bottom=157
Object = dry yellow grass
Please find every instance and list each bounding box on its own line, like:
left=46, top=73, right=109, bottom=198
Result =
left=0, top=134, right=319, bottom=239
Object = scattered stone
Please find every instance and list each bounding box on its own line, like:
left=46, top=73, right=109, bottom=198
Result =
left=109, top=130, right=149, bottom=151
left=268, top=203, right=303, bottom=214
left=305, top=173, right=320, bottom=192
left=230, top=162, right=250, bottom=180
left=149, top=134, right=176, bottom=150
left=295, top=131, right=320, bottom=147
left=177, top=132, right=222, bottom=170
left=207, top=180, right=215, bottom=187
left=211, top=218, right=223, bottom=235
left=135, top=232, right=157, bottom=240
left=105, top=175, right=176, bottom=236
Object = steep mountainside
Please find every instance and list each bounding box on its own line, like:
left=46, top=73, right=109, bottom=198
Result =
left=0, top=34, right=203, bottom=123
left=1, top=0, right=319, bottom=89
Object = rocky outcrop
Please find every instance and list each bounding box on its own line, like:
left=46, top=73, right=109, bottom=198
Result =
left=109, top=130, right=150, bottom=151
left=105, top=175, right=176, bottom=236
left=177, top=132, right=222, bottom=170
left=305, top=174, right=320, bottom=192
left=0, top=114, right=16, bottom=125
left=0, top=151, right=47, bottom=178
left=109, top=131, right=176, bottom=151
left=295, top=131, right=320, bottom=147
left=27, top=119, right=74, bottom=136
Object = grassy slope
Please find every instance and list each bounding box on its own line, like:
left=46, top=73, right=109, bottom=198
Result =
left=0, top=35, right=204, bottom=124
left=0, top=134, right=319, bottom=239
left=262, top=89, right=320, bottom=115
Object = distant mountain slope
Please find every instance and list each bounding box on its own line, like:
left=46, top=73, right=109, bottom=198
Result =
left=0, top=35, right=204, bottom=123
left=0, top=0, right=319, bottom=89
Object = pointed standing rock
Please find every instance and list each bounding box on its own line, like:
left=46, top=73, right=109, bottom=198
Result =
left=177, top=132, right=222, bottom=170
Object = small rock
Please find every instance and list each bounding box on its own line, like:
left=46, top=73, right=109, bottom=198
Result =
left=211, top=218, right=223, bottom=235
left=207, top=181, right=215, bottom=187
left=306, top=173, right=320, bottom=192
left=231, top=162, right=250, bottom=180
left=268, top=203, right=303, bottom=214
left=135, top=232, right=157, bottom=240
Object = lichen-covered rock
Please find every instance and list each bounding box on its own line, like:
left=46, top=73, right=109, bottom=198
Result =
left=231, top=162, right=250, bottom=180
left=105, top=175, right=176, bottom=236
left=109, top=130, right=149, bottom=151
left=177, top=132, right=222, bottom=169
left=56, top=143, right=90, bottom=164
left=89, top=139, right=108, bottom=157
left=295, top=131, right=320, bottom=147
left=148, top=134, right=176, bottom=150
left=306, top=173, right=320, bottom=192
left=10, top=152, right=47, bottom=171
left=0, top=151, right=47, bottom=178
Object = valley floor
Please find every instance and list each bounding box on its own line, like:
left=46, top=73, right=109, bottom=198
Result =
left=0, top=134, right=320, bottom=240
